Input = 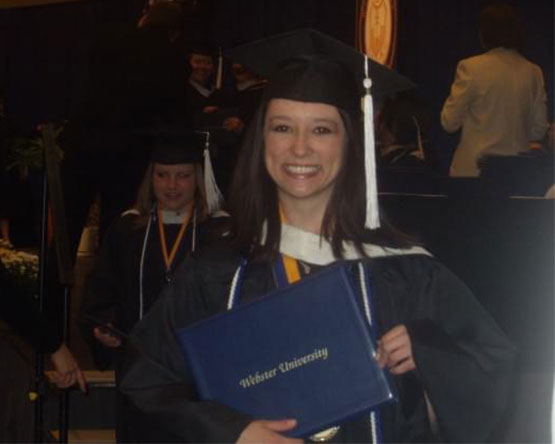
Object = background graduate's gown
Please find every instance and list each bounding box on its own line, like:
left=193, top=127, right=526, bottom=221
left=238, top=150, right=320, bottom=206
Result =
left=82, top=211, right=198, bottom=442
left=82, top=212, right=192, bottom=345
left=119, top=234, right=515, bottom=443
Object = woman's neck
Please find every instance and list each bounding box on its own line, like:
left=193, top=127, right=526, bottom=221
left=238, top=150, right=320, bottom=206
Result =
left=278, top=195, right=327, bottom=235
left=158, top=202, right=193, bottom=223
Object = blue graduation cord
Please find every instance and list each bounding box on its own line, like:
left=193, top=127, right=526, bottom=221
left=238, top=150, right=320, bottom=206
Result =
left=357, top=262, right=383, bottom=444
left=273, top=254, right=289, bottom=289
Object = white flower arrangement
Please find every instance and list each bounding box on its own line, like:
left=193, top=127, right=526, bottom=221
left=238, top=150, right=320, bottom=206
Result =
left=0, top=239, right=39, bottom=292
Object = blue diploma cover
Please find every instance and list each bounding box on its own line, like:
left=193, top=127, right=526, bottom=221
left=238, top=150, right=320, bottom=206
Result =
left=176, top=264, right=395, bottom=438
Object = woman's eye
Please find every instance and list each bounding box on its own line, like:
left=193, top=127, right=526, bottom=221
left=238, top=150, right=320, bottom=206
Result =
left=177, top=173, right=192, bottom=179
left=156, top=172, right=168, bottom=178
left=314, top=126, right=332, bottom=135
left=271, top=124, right=290, bottom=133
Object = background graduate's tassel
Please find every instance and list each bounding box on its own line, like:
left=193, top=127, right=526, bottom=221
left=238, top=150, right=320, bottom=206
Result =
left=412, top=115, right=425, bottom=161
left=363, top=55, right=380, bottom=229
left=201, top=132, right=223, bottom=214
left=215, top=47, right=223, bottom=90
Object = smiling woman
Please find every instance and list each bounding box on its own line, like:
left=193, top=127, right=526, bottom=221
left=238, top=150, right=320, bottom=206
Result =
left=264, top=99, right=345, bottom=234
left=152, top=163, right=197, bottom=213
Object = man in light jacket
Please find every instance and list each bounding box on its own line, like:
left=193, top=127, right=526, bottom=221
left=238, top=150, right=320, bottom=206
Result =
left=441, top=2, right=548, bottom=177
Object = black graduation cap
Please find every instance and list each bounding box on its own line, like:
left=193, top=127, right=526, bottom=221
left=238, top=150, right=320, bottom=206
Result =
left=187, top=41, right=217, bottom=58
left=148, top=130, right=223, bottom=213
left=226, top=28, right=415, bottom=105
left=150, top=131, right=206, bottom=165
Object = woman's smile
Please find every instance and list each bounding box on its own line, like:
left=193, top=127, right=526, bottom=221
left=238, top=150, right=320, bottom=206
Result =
left=282, top=164, right=321, bottom=177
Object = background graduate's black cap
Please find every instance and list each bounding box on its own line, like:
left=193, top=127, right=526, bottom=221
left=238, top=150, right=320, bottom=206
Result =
left=150, top=131, right=206, bottom=165
left=226, top=28, right=415, bottom=110
left=147, top=129, right=223, bottom=213
left=188, top=40, right=217, bottom=57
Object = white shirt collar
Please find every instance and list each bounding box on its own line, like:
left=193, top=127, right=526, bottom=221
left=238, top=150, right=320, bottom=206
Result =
left=160, top=209, right=188, bottom=224
left=188, top=78, right=214, bottom=97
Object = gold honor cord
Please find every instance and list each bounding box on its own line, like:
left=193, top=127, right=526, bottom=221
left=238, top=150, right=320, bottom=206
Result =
left=278, top=205, right=301, bottom=283
left=157, top=201, right=194, bottom=272
left=278, top=204, right=339, bottom=442
left=282, top=254, right=301, bottom=284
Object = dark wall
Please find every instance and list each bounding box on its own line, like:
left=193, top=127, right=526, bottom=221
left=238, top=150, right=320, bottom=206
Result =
left=397, top=0, right=554, bottom=113
left=0, top=0, right=143, bottom=132
left=1, top=0, right=553, bottom=137
left=207, top=0, right=356, bottom=48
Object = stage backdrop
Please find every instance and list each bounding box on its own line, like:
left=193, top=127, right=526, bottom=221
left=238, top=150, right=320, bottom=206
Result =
left=0, top=0, right=552, bottom=143
left=395, top=0, right=554, bottom=170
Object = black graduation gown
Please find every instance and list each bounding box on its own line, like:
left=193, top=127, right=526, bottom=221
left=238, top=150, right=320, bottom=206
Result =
left=231, top=80, right=266, bottom=125
left=81, top=212, right=193, bottom=346
left=183, top=81, right=225, bottom=125
left=82, top=211, right=217, bottom=443
left=119, top=237, right=515, bottom=443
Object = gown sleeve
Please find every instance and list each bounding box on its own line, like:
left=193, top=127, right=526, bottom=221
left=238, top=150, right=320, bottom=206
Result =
left=118, top=254, right=253, bottom=443
left=403, top=258, right=516, bottom=442
left=79, top=217, right=130, bottom=368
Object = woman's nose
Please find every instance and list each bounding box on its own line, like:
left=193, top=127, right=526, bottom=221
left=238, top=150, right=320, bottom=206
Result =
left=290, top=130, right=310, bottom=157
left=167, top=176, right=178, bottom=189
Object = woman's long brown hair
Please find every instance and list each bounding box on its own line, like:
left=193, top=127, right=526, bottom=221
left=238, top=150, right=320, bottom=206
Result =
left=227, top=101, right=414, bottom=261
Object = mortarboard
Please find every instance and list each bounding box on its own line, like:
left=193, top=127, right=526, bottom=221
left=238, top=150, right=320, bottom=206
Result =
left=227, top=28, right=416, bottom=229
left=148, top=130, right=223, bottom=213
left=150, top=131, right=205, bottom=164
left=187, top=41, right=217, bottom=57
left=227, top=28, right=414, bottom=103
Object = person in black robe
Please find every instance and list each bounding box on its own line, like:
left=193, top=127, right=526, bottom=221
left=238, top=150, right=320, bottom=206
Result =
left=376, top=92, right=431, bottom=168
left=183, top=44, right=223, bottom=124
left=80, top=131, right=224, bottom=442
left=118, top=30, right=515, bottom=443
left=226, top=62, right=267, bottom=130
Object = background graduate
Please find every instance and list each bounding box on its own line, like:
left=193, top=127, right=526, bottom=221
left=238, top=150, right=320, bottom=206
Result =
left=81, top=130, right=222, bottom=442
left=119, top=30, right=515, bottom=443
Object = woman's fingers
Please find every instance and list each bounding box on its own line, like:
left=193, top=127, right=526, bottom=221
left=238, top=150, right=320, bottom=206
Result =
left=47, top=371, right=72, bottom=388
left=75, top=367, right=88, bottom=393
left=93, top=327, right=122, bottom=348
left=237, top=419, right=302, bottom=443
left=377, top=324, right=416, bottom=375
left=389, top=358, right=416, bottom=375
left=380, top=324, right=408, bottom=343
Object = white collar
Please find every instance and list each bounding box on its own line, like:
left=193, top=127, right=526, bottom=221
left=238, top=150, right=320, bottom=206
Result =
left=188, top=78, right=214, bottom=97
left=160, top=209, right=189, bottom=224
left=236, top=78, right=266, bottom=91
left=278, top=223, right=430, bottom=266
